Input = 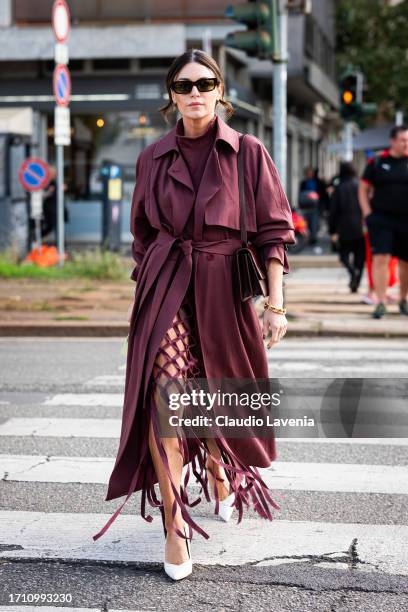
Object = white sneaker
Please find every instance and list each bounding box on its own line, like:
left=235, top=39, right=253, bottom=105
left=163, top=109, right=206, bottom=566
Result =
left=164, top=525, right=192, bottom=581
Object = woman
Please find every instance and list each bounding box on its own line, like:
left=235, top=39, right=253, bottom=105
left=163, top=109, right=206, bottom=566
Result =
left=92, top=49, right=295, bottom=580
left=329, top=162, right=365, bottom=292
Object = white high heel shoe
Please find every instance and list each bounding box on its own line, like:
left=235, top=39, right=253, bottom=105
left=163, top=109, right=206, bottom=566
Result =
left=217, top=492, right=235, bottom=522
left=164, top=525, right=192, bottom=581
left=206, top=460, right=235, bottom=522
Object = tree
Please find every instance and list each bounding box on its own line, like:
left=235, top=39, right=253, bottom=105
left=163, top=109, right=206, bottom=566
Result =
left=336, top=0, right=408, bottom=121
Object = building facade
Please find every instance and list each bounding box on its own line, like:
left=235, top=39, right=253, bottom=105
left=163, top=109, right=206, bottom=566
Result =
left=0, top=0, right=340, bottom=245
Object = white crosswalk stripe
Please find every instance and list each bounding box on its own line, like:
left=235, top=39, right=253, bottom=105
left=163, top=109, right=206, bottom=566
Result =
left=43, top=393, right=123, bottom=407
left=1, top=453, right=407, bottom=494
left=84, top=375, right=125, bottom=388
left=0, top=511, right=407, bottom=576
left=267, top=340, right=408, bottom=376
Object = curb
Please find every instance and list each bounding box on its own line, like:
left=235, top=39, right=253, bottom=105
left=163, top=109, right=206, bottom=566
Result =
left=0, top=323, right=407, bottom=339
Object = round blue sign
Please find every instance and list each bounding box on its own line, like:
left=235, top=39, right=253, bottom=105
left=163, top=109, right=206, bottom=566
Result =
left=19, top=158, right=50, bottom=192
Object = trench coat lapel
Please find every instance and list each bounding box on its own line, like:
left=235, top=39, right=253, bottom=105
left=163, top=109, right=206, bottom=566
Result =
left=152, top=114, right=239, bottom=236
left=166, top=152, right=194, bottom=193
left=193, top=146, right=223, bottom=239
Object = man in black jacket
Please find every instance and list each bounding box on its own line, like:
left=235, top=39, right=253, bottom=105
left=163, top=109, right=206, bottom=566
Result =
left=329, top=163, right=365, bottom=292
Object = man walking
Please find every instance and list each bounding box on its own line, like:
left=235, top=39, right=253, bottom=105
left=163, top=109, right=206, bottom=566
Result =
left=330, top=162, right=365, bottom=293
left=359, top=125, right=408, bottom=319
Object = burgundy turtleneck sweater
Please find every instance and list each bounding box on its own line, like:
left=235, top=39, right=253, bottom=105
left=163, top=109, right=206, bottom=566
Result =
left=176, top=115, right=218, bottom=193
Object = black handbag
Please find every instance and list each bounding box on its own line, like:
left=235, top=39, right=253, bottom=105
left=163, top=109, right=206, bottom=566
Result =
left=232, top=134, right=269, bottom=302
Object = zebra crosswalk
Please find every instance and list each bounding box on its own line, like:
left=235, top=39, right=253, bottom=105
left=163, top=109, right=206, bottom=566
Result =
left=0, top=338, right=407, bottom=610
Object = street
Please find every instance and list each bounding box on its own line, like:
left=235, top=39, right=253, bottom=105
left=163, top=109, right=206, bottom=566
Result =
left=1, top=337, right=407, bottom=611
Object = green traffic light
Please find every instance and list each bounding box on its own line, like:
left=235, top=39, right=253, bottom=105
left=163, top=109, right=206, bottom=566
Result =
left=225, top=2, right=270, bottom=26
left=224, top=1, right=278, bottom=59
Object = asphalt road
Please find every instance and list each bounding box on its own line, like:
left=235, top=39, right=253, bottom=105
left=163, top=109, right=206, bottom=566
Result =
left=0, top=337, right=407, bottom=612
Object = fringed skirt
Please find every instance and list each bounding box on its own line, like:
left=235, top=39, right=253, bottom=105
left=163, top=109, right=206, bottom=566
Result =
left=144, top=276, right=280, bottom=541
left=92, top=275, right=280, bottom=543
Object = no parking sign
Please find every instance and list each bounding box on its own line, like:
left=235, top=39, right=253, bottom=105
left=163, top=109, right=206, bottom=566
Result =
left=18, top=158, right=50, bottom=192
left=53, top=64, right=71, bottom=107
left=19, top=157, right=50, bottom=224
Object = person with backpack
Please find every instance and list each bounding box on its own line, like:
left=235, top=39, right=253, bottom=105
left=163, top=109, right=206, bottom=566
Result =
left=329, top=162, right=365, bottom=292
left=298, top=166, right=322, bottom=254
left=359, top=125, right=408, bottom=319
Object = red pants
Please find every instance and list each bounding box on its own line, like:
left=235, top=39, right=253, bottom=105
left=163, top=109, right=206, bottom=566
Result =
left=364, top=231, right=399, bottom=290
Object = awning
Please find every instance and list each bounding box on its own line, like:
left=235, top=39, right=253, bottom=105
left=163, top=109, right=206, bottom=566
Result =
left=327, top=124, right=393, bottom=153
left=0, top=107, right=33, bottom=135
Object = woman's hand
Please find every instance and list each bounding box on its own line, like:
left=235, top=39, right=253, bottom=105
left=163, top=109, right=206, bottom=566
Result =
left=262, top=310, right=287, bottom=349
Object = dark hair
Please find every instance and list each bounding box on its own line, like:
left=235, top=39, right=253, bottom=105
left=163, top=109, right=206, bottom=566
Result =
left=339, top=162, right=356, bottom=179
left=158, top=49, right=235, bottom=124
left=390, top=124, right=408, bottom=139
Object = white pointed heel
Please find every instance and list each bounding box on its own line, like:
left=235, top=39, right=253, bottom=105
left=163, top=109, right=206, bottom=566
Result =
left=206, top=459, right=235, bottom=522
left=164, top=525, right=192, bottom=581
left=218, top=492, right=235, bottom=523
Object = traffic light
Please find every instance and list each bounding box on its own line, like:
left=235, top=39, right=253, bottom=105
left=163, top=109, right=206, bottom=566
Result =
left=339, top=69, right=361, bottom=120
left=339, top=67, right=377, bottom=125
left=224, top=1, right=279, bottom=60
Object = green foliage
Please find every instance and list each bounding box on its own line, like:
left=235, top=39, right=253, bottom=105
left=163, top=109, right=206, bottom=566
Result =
left=336, top=0, right=408, bottom=119
left=0, top=247, right=129, bottom=280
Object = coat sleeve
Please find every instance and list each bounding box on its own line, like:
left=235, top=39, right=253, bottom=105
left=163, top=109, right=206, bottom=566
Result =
left=248, top=138, right=296, bottom=275
left=129, top=152, right=157, bottom=283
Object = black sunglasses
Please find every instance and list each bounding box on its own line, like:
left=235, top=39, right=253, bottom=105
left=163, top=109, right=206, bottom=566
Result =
left=170, top=77, right=219, bottom=95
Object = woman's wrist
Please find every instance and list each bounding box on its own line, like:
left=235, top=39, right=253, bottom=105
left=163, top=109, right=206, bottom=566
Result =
left=265, top=296, right=284, bottom=309
left=264, top=298, right=286, bottom=315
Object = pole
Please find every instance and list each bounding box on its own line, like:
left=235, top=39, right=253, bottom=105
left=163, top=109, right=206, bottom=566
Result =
left=56, top=143, right=65, bottom=266
left=341, top=122, right=353, bottom=161
left=273, top=0, right=288, bottom=190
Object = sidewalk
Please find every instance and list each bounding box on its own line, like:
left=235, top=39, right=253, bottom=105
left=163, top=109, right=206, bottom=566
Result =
left=0, top=256, right=406, bottom=337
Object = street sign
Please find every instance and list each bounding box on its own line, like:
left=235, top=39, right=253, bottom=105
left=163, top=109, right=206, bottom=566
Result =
left=53, top=64, right=71, bottom=106
left=30, top=190, right=44, bottom=219
left=55, top=43, right=69, bottom=65
left=18, top=158, right=50, bottom=192
left=54, top=106, right=71, bottom=146
left=52, top=0, right=71, bottom=43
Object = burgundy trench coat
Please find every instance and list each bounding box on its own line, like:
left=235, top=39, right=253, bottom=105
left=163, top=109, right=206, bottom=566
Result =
left=93, top=114, right=296, bottom=542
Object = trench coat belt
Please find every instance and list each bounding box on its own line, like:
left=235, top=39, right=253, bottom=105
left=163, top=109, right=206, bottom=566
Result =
left=135, top=229, right=245, bottom=325
left=155, top=228, right=243, bottom=257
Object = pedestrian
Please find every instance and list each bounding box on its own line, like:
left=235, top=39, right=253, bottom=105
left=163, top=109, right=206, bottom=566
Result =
left=314, top=167, right=330, bottom=221
left=359, top=125, right=408, bottom=318
left=92, top=49, right=296, bottom=580
left=362, top=235, right=399, bottom=306
left=298, top=166, right=322, bottom=254
left=40, top=166, right=69, bottom=239
left=329, top=162, right=365, bottom=292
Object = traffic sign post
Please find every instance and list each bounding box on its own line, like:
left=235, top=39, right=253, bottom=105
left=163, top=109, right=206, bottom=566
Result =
left=54, top=106, right=71, bottom=145
left=19, top=158, right=51, bottom=250
left=52, top=0, right=71, bottom=267
left=53, top=64, right=71, bottom=108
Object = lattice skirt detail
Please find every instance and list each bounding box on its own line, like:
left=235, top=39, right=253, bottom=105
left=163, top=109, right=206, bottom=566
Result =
left=144, top=279, right=281, bottom=541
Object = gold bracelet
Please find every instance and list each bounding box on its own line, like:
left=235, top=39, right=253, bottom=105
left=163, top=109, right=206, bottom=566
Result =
left=263, top=300, right=286, bottom=315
